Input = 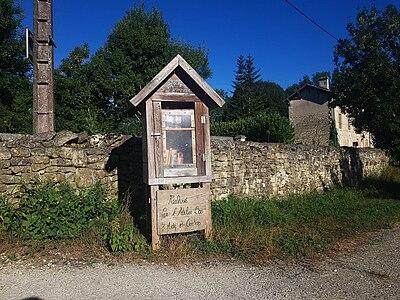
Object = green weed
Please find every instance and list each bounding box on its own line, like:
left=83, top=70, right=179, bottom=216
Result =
left=2, top=182, right=119, bottom=240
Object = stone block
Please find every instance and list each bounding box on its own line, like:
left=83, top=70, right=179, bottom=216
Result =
left=31, top=156, right=50, bottom=164
left=88, top=162, right=105, bottom=170
left=30, top=148, right=46, bottom=156
left=0, top=160, right=11, bottom=169
left=0, top=175, right=21, bottom=184
left=10, top=158, right=31, bottom=166
left=50, top=158, right=72, bottom=167
left=32, top=164, right=47, bottom=172
left=10, top=148, right=30, bottom=157
left=75, top=168, right=97, bottom=188
left=71, top=150, right=88, bottom=167
left=11, top=166, right=32, bottom=174
left=44, top=147, right=59, bottom=158
left=54, top=131, right=79, bottom=146
left=0, top=147, right=11, bottom=160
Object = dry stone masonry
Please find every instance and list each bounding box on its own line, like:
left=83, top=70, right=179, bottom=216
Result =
left=211, top=139, right=388, bottom=199
left=0, top=132, right=389, bottom=200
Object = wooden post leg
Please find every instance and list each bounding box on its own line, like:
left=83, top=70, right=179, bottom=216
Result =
left=150, top=185, right=161, bottom=250
left=203, top=183, right=213, bottom=239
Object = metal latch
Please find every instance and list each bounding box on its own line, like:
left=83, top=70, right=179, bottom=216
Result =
left=201, top=115, right=206, bottom=124
left=151, top=132, right=161, bottom=138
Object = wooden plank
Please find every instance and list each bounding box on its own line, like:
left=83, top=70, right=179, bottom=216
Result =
left=140, top=103, right=149, bottom=182
left=203, top=104, right=213, bottom=178
left=164, top=167, right=197, bottom=177
left=156, top=188, right=209, bottom=235
left=195, top=102, right=206, bottom=176
left=145, top=100, right=156, bottom=181
left=148, top=175, right=212, bottom=186
left=203, top=183, right=213, bottom=239
left=152, top=94, right=200, bottom=102
left=129, top=58, right=178, bottom=106
left=150, top=185, right=161, bottom=250
left=177, top=55, right=225, bottom=107
left=152, top=101, right=163, bottom=178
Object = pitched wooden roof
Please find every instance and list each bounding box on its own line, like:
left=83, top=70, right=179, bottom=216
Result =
left=129, top=55, right=225, bottom=107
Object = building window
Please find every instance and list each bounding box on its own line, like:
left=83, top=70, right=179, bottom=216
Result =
left=353, top=141, right=359, bottom=147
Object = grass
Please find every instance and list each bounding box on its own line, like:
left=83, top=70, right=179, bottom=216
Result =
left=1, top=167, right=399, bottom=264
left=187, top=166, right=400, bottom=261
left=189, top=188, right=400, bottom=261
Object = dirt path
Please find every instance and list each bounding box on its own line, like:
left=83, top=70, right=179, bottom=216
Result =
left=1, top=227, right=399, bottom=300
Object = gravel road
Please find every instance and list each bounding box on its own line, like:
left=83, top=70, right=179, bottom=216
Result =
left=1, top=227, right=399, bottom=300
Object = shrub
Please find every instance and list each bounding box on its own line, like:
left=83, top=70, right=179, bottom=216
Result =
left=4, top=182, right=119, bottom=240
left=211, top=112, right=294, bottom=143
left=108, top=210, right=149, bottom=254
left=0, top=197, right=12, bottom=232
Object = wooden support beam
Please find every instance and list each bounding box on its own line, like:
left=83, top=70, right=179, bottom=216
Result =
left=203, top=183, right=213, bottom=239
left=150, top=185, right=161, bottom=250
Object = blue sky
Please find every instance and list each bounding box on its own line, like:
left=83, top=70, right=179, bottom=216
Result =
left=21, top=0, right=399, bottom=92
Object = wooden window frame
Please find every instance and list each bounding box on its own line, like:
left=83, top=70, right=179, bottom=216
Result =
left=161, top=109, right=197, bottom=178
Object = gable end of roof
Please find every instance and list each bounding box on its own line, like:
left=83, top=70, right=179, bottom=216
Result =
left=129, top=55, right=225, bottom=107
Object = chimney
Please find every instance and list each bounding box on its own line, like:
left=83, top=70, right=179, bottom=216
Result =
left=33, top=0, right=55, bottom=134
left=318, top=76, right=330, bottom=90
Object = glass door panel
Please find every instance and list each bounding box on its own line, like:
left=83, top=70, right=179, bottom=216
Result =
left=162, top=109, right=197, bottom=177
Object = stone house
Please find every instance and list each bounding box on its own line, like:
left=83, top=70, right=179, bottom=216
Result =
left=288, top=77, right=373, bottom=148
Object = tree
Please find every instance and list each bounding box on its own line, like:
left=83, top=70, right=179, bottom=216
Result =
left=228, top=55, right=261, bottom=119
left=211, top=112, right=294, bottom=143
left=210, top=88, right=230, bottom=122
left=333, top=5, right=400, bottom=160
left=226, top=55, right=288, bottom=119
left=0, top=0, right=32, bottom=133
left=251, top=81, right=288, bottom=117
left=55, top=5, right=211, bottom=134
left=55, top=44, right=104, bottom=133
left=243, top=55, right=261, bottom=85
left=232, top=55, right=246, bottom=91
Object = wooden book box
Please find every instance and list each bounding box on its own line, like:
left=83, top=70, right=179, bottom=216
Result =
left=129, top=55, right=224, bottom=250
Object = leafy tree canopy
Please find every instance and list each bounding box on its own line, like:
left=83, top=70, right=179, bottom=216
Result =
left=55, top=5, right=211, bottom=134
left=0, top=0, right=32, bottom=133
left=332, top=5, right=400, bottom=160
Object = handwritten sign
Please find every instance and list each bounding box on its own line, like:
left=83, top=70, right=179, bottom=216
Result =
left=156, top=188, right=209, bottom=235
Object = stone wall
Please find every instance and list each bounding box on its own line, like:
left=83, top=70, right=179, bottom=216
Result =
left=0, top=132, right=389, bottom=200
left=211, top=139, right=388, bottom=199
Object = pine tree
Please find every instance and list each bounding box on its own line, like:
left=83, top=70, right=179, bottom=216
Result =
left=232, top=55, right=246, bottom=91
left=243, top=55, right=260, bottom=85
left=228, top=55, right=262, bottom=119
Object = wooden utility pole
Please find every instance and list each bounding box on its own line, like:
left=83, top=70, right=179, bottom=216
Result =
left=33, top=0, right=55, bottom=134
